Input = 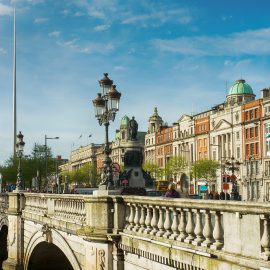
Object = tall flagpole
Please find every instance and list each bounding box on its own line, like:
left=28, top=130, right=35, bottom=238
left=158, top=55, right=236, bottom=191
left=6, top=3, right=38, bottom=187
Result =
left=13, top=7, right=17, bottom=158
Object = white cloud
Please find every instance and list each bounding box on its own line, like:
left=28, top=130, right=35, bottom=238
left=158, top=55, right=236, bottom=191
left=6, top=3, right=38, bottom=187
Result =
left=152, top=28, right=270, bottom=56
left=61, top=9, right=69, bottom=16
left=56, top=38, right=114, bottom=54
left=0, top=48, right=6, bottom=54
left=114, top=65, right=126, bottom=71
left=122, top=8, right=192, bottom=27
left=48, top=31, right=61, bottom=38
left=34, top=17, right=48, bottom=24
left=0, top=3, right=13, bottom=16
left=93, top=24, right=110, bottom=32
left=26, top=0, right=44, bottom=4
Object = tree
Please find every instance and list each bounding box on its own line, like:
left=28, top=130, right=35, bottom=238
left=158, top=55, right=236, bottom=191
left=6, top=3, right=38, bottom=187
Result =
left=143, top=162, right=160, bottom=179
left=192, top=159, right=219, bottom=182
left=0, top=144, right=56, bottom=189
left=166, top=156, right=188, bottom=179
left=61, top=163, right=99, bottom=187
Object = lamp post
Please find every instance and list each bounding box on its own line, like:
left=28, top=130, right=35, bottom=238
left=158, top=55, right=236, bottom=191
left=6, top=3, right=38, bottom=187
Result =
left=210, top=143, right=223, bottom=193
left=92, top=73, right=121, bottom=189
left=225, top=156, right=241, bottom=200
left=0, top=173, right=2, bottom=193
left=15, top=131, right=25, bottom=191
left=45, top=135, right=59, bottom=191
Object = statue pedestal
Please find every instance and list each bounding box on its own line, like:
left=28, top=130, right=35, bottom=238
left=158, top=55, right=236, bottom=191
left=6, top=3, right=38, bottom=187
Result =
left=93, top=189, right=122, bottom=196
left=124, top=166, right=145, bottom=188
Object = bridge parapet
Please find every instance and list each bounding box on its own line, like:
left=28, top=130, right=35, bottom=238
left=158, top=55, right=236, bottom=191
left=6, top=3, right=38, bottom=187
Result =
left=121, top=196, right=270, bottom=268
left=22, top=193, right=86, bottom=232
left=2, top=193, right=270, bottom=270
left=0, top=194, right=8, bottom=213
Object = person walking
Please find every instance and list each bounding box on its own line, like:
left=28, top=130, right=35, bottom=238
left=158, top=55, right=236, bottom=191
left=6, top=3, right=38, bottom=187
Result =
left=165, top=183, right=180, bottom=198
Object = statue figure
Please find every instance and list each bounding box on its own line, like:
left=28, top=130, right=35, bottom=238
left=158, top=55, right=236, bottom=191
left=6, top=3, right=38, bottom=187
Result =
left=129, top=116, right=138, bottom=141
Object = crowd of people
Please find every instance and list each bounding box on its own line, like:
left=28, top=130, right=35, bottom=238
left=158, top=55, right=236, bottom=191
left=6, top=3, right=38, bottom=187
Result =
left=164, top=182, right=239, bottom=200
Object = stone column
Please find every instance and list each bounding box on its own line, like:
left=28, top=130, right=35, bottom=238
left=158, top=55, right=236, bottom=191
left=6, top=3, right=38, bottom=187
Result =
left=2, top=192, right=25, bottom=270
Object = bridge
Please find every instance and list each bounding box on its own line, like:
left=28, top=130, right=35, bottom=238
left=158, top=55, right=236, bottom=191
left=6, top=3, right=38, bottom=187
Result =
left=0, top=192, right=270, bottom=270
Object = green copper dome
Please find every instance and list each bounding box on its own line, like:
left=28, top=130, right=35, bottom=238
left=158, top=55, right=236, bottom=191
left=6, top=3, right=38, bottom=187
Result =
left=120, top=115, right=130, bottom=127
left=228, top=79, right=254, bottom=95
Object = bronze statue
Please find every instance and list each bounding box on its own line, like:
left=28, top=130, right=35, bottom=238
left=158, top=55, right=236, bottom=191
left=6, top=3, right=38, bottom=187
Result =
left=129, top=116, right=138, bottom=140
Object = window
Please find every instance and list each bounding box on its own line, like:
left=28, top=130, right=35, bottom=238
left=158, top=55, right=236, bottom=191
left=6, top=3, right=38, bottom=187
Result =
left=204, top=138, right=207, bottom=146
left=251, top=143, right=254, bottom=155
left=255, top=109, right=258, bottom=118
left=236, top=131, right=240, bottom=140
left=250, top=128, right=254, bottom=138
left=213, top=151, right=216, bottom=160
left=245, top=111, right=248, bottom=120
left=255, top=126, right=258, bottom=137
left=256, top=161, right=259, bottom=174
left=213, top=137, right=216, bottom=144
left=250, top=110, right=254, bottom=119
left=237, top=147, right=240, bottom=159
left=245, top=129, right=249, bottom=139
left=204, top=152, right=207, bottom=159
left=256, top=142, right=259, bottom=154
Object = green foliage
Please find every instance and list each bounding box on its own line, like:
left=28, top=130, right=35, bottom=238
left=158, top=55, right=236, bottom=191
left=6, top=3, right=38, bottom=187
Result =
left=0, top=144, right=56, bottom=189
left=60, top=163, right=98, bottom=187
left=166, top=156, right=188, bottom=178
left=143, top=162, right=160, bottom=179
left=192, top=159, right=219, bottom=181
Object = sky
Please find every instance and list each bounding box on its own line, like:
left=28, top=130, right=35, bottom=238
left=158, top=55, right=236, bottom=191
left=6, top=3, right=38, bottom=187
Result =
left=1, top=0, right=270, bottom=164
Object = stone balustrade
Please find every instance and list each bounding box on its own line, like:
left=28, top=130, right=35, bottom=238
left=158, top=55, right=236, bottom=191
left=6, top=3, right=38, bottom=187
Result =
left=122, top=196, right=270, bottom=262
left=22, top=193, right=86, bottom=227
left=0, top=194, right=8, bottom=212
left=1, top=193, right=270, bottom=269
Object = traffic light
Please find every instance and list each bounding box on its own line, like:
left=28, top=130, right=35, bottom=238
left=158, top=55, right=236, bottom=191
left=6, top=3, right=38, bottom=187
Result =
left=59, top=175, right=63, bottom=184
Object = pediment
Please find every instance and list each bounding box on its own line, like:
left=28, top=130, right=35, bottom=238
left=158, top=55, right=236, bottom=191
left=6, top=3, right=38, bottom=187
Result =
left=213, top=119, right=232, bottom=131
left=178, top=114, right=192, bottom=123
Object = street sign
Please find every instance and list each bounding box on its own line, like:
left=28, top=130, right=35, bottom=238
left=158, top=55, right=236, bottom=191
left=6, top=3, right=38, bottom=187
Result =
left=200, top=185, right=208, bottom=191
left=223, top=183, right=229, bottom=190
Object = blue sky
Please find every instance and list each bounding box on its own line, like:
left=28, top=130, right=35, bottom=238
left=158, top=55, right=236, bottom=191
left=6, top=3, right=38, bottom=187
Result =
left=1, top=0, right=270, bottom=164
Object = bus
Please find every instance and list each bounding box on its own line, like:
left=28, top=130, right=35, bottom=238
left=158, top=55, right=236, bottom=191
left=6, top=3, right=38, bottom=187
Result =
left=154, top=180, right=169, bottom=192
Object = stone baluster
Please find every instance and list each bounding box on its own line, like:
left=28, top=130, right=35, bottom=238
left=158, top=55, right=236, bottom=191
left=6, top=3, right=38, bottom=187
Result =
left=211, top=211, right=223, bottom=250
left=124, top=204, right=130, bottom=229
left=144, top=205, right=152, bottom=234
left=138, top=205, right=146, bottom=233
left=192, top=209, right=204, bottom=246
left=133, top=204, right=140, bottom=232
left=127, top=204, right=135, bottom=230
left=184, top=209, right=195, bottom=243
left=202, top=210, right=213, bottom=247
left=150, top=206, right=159, bottom=235
left=260, top=215, right=270, bottom=260
left=169, top=208, right=179, bottom=240
left=163, top=207, right=172, bottom=238
left=156, top=206, right=165, bottom=237
left=176, top=208, right=187, bottom=242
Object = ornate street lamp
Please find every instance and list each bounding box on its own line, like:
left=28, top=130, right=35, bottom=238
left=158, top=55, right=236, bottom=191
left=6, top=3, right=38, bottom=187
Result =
left=92, top=73, right=121, bottom=189
left=15, top=131, right=25, bottom=191
left=224, top=156, right=241, bottom=200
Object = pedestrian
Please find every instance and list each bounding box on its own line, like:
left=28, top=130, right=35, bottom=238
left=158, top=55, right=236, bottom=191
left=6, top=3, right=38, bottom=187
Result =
left=214, top=191, right=220, bottom=200
left=165, top=183, right=180, bottom=198
left=220, top=191, right=225, bottom=200
left=208, top=191, right=214, bottom=199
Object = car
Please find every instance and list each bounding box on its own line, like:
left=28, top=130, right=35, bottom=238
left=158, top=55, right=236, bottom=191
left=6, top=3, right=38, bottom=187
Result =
left=146, top=190, right=165, bottom=197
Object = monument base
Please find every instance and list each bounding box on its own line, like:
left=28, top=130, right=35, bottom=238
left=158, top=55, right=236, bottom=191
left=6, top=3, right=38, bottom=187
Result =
left=93, top=189, right=122, bottom=196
